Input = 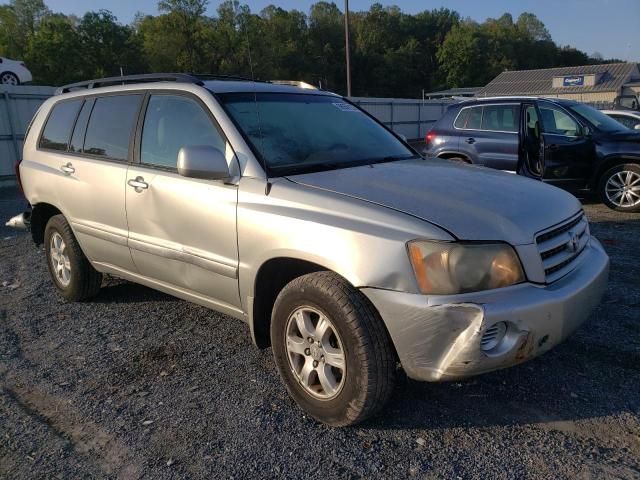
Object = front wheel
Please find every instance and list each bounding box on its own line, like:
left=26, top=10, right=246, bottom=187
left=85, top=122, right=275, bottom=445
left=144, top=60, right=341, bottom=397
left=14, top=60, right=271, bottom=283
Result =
left=598, top=164, right=640, bottom=212
left=271, top=272, right=396, bottom=426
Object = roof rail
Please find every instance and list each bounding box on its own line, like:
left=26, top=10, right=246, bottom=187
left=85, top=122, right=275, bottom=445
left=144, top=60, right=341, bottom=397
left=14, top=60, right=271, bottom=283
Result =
left=55, top=73, right=204, bottom=95
left=268, top=80, right=318, bottom=90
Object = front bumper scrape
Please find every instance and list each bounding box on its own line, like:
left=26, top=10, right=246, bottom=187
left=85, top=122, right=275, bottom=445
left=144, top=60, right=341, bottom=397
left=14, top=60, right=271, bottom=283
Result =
left=361, top=238, right=609, bottom=382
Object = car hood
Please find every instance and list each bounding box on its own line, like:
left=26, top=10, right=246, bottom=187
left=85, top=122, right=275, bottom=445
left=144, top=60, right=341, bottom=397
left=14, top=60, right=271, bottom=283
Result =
left=603, top=130, right=640, bottom=142
left=286, top=159, right=582, bottom=245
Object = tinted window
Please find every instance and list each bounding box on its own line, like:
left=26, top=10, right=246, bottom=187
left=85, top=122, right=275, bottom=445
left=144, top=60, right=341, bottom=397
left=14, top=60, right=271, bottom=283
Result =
left=83, top=95, right=141, bottom=160
left=69, top=99, right=94, bottom=153
left=539, top=104, right=579, bottom=136
left=39, top=100, right=82, bottom=151
left=481, top=105, right=519, bottom=132
left=455, top=106, right=482, bottom=129
left=141, top=95, right=226, bottom=168
left=218, top=93, right=414, bottom=176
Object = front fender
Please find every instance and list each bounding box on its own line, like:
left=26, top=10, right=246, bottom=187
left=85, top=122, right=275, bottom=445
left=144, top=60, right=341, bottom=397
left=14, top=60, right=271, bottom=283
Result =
left=236, top=177, right=453, bottom=310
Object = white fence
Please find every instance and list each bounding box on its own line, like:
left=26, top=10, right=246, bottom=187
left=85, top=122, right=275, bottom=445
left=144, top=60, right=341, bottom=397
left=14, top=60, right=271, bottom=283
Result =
left=0, top=85, right=55, bottom=180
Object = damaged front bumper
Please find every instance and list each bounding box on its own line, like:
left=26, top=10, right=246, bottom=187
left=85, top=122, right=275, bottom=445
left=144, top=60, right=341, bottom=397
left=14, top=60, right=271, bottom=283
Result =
left=362, top=238, right=609, bottom=382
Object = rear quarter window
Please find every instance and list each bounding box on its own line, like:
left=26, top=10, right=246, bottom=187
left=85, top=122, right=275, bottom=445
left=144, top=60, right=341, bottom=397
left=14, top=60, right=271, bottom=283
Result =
left=39, top=100, right=82, bottom=151
left=454, top=106, right=482, bottom=129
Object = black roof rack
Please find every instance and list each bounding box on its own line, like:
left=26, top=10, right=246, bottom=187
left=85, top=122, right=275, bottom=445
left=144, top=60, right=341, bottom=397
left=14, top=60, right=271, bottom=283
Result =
left=55, top=73, right=205, bottom=95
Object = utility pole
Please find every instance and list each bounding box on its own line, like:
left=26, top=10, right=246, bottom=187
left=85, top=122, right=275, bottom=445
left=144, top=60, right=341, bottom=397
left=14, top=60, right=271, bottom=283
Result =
left=344, top=0, right=352, bottom=97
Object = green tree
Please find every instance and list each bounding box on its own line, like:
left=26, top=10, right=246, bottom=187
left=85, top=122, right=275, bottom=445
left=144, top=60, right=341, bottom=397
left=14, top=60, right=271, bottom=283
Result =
left=157, top=0, right=208, bottom=71
left=437, top=21, right=489, bottom=87
left=78, top=10, right=144, bottom=78
left=24, top=13, right=81, bottom=84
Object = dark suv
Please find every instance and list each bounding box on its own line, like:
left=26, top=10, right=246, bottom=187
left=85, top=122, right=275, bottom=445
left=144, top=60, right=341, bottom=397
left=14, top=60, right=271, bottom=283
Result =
left=424, top=97, right=640, bottom=212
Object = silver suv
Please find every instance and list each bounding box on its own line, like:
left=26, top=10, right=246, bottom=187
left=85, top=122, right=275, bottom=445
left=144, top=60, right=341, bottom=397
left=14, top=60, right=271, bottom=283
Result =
left=12, top=74, right=609, bottom=426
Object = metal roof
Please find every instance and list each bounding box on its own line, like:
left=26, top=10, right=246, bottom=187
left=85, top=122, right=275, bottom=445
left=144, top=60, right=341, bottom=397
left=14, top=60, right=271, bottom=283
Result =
left=476, top=63, right=640, bottom=97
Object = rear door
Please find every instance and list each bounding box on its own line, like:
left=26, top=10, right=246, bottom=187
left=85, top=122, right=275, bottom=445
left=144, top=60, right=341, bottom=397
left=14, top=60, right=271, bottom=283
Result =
left=41, top=94, right=141, bottom=271
left=125, top=92, right=241, bottom=313
left=538, top=101, right=595, bottom=191
left=478, top=103, right=520, bottom=171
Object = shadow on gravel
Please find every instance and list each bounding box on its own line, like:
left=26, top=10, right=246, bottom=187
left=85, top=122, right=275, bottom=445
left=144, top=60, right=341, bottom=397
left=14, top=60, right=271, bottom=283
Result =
left=360, top=351, right=638, bottom=431
left=88, top=281, right=180, bottom=304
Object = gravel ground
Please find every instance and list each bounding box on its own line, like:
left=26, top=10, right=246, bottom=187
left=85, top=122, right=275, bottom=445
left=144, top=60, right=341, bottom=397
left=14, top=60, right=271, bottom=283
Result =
left=1, top=185, right=639, bottom=480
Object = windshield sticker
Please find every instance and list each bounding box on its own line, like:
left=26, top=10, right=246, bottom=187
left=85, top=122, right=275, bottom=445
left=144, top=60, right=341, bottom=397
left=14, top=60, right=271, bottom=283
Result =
left=333, top=102, right=359, bottom=112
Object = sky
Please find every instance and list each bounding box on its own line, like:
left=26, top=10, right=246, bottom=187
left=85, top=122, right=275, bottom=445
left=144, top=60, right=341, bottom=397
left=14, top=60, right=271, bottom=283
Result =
left=20, top=0, right=640, bottom=61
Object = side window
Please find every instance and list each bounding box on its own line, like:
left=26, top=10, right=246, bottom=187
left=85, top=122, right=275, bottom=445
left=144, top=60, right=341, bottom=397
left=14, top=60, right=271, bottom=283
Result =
left=69, top=99, right=94, bottom=153
left=83, top=95, right=142, bottom=160
left=140, top=94, right=226, bottom=169
left=454, top=106, right=482, bottom=129
left=39, top=100, right=82, bottom=151
left=481, top=105, right=519, bottom=132
left=539, top=104, right=579, bottom=136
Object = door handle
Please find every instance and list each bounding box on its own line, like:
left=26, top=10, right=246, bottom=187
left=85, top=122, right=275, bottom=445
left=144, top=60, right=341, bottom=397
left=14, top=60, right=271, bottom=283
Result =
left=60, top=162, right=75, bottom=175
left=465, top=138, right=476, bottom=144
left=547, top=144, right=559, bottom=151
left=127, top=176, right=148, bottom=191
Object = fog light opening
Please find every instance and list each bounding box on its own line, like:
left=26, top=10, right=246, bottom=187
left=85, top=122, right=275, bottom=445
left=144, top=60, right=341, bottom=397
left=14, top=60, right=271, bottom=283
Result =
left=480, top=321, right=508, bottom=352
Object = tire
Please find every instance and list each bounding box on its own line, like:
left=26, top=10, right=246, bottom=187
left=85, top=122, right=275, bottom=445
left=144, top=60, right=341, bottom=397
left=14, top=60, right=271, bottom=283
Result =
left=0, top=71, right=19, bottom=85
left=598, top=163, right=640, bottom=213
left=271, top=271, right=395, bottom=426
left=44, top=214, right=102, bottom=301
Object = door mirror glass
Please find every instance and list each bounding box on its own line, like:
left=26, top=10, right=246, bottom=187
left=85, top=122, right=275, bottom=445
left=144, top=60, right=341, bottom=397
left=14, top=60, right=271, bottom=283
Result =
left=177, top=145, right=230, bottom=180
left=581, top=125, right=592, bottom=137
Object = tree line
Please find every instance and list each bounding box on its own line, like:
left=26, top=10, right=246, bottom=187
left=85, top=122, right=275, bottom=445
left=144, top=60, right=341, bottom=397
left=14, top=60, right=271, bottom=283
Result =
left=0, top=0, right=620, bottom=97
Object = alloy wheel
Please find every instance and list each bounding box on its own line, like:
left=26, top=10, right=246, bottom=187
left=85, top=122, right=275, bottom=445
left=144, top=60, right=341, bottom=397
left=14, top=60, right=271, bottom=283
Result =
left=285, top=306, right=346, bottom=400
left=605, top=170, right=640, bottom=208
left=50, top=232, right=71, bottom=287
left=1, top=73, right=18, bottom=85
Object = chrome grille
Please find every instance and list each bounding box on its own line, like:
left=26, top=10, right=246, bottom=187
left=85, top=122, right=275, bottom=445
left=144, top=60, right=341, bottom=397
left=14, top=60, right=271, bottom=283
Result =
left=536, top=212, right=589, bottom=283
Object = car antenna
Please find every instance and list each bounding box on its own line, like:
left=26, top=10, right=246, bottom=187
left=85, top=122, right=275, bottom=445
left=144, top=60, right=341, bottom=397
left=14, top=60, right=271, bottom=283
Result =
left=235, top=2, right=269, bottom=187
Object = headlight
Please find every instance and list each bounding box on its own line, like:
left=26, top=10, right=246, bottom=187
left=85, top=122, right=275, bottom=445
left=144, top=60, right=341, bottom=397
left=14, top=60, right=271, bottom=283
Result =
left=407, top=241, right=525, bottom=295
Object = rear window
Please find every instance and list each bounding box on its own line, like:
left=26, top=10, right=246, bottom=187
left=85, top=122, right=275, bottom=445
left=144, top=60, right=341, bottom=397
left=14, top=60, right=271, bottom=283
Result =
left=39, top=100, right=82, bottom=151
left=83, top=95, right=141, bottom=160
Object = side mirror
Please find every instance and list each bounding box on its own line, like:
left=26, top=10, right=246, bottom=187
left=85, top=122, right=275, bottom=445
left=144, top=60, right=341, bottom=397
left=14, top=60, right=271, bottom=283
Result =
left=580, top=125, right=592, bottom=137
left=177, top=145, right=230, bottom=180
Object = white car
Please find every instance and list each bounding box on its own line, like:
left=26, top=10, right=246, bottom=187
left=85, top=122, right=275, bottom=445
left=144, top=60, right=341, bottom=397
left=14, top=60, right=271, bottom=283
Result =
left=602, top=110, right=640, bottom=130
left=0, top=57, right=32, bottom=85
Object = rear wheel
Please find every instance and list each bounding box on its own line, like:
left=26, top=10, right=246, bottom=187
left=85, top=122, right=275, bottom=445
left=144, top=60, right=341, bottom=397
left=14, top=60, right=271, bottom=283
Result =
left=598, top=164, right=640, bottom=212
left=271, top=271, right=396, bottom=426
left=44, top=215, right=102, bottom=301
left=0, top=72, right=19, bottom=85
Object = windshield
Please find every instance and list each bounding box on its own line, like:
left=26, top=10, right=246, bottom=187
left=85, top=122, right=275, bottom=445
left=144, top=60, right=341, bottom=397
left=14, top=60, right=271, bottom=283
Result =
left=217, top=93, right=416, bottom=176
left=567, top=103, right=628, bottom=133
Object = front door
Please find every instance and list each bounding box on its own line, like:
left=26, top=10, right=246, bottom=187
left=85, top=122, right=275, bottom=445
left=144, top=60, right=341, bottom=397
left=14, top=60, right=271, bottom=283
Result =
left=125, top=93, right=241, bottom=312
left=538, top=102, right=595, bottom=191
